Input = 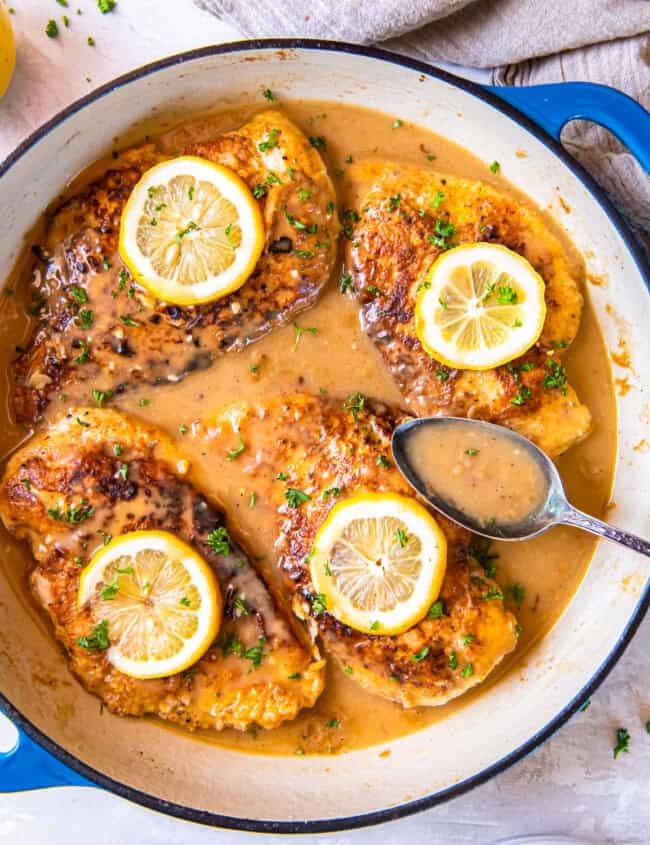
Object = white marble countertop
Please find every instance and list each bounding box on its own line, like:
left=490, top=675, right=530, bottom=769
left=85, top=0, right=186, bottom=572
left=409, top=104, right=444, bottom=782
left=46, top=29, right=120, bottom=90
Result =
left=0, top=2, right=648, bottom=843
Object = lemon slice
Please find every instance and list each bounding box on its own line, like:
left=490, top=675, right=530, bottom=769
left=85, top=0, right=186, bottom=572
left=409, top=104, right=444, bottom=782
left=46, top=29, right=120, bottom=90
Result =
left=415, top=243, right=547, bottom=370
left=309, top=493, right=447, bottom=636
left=78, top=530, right=221, bottom=679
left=119, top=156, right=264, bottom=306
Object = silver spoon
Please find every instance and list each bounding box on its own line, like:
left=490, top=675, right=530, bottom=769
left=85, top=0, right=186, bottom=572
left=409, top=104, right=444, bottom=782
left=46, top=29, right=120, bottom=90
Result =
left=391, top=416, right=650, bottom=557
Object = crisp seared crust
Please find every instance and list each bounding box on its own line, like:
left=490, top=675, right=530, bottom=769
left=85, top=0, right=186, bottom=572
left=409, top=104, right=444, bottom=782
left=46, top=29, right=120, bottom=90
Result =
left=343, top=162, right=591, bottom=457
left=14, top=111, right=339, bottom=423
left=206, top=393, right=519, bottom=708
left=0, top=408, right=324, bottom=731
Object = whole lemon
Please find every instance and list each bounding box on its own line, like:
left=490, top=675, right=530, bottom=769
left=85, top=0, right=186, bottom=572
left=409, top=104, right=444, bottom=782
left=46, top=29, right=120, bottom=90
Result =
left=0, top=4, right=16, bottom=99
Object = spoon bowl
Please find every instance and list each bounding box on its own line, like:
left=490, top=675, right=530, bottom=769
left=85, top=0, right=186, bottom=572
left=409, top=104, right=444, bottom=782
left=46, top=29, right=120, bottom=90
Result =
left=392, top=416, right=650, bottom=557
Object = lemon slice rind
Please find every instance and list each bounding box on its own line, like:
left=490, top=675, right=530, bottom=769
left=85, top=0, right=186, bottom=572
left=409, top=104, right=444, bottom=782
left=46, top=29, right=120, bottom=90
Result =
left=415, top=243, right=547, bottom=371
left=119, top=156, right=264, bottom=306
left=310, top=492, right=447, bottom=636
left=78, top=530, right=221, bottom=679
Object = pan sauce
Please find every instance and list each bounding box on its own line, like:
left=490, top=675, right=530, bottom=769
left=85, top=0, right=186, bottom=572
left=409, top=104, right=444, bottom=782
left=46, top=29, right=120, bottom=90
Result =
left=0, top=100, right=617, bottom=756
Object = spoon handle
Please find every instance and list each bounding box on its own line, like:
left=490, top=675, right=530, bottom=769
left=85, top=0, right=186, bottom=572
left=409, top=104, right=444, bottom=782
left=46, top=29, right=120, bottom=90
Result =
left=561, top=506, right=650, bottom=559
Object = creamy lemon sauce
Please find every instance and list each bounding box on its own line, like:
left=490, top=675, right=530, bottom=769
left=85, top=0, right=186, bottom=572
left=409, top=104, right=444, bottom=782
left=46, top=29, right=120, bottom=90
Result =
left=0, top=100, right=617, bottom=756
left=404, top=422, right=548, bottom=526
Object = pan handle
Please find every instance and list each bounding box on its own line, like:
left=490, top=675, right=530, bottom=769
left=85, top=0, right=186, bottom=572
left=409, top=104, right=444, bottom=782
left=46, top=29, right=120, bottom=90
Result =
left=485, top=82, right=650, bottom=173
left=0, top=718, right=92, bottom=791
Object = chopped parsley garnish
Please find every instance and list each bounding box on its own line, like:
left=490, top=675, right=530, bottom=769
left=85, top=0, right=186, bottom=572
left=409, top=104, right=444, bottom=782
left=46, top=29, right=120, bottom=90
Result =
left=225, top=435, right=245, bottom=461
left=288, top=672, right=301, bottom=680
left=97, top=0, right=116, bottom=12
left=188, top=186, right=194, bottom=201
left=480, top=586, right=504, bottom=601
left=462, top=633, right=475, bottom=646
left=344, top=665, right=353, bottom=675
left=392, top=119, right=403, bottom=129
left=514, top=623, right=523, bottom=638
left=75, top=340, right=90, bottom=364
left=75, top=309, right=94, bottom=329
left=45, top=19, right=59, bottom=37
left=448, top=651, right=458, bottom=670
left=100, top=581, right=119, bottom=601
left=249, top=491, right=258, bottom=508
left=207, top=526, right=231, bottom=556
left=326, top=718, right=340, bottom=728
left=342, top=392, right=365, bottom=421
left=322, top=487, right=342, bottom=500
left=92, top=388, right=112, bottom=407
left=464, top=448, right=479, bottom=456
left=292, top=322, right=318, bottom=351
left=77, top=620, right=109, bottom=651
left=252, top=184, right=267, bottom=199
left=489, top=160, right=500, bottom=174
left=461, top=663, right=474, bottom=677
left=324, top=560, right=332, bottom=577
left=495, top=286, right=517, bottom=305
left=396, top=528, right=408, bottom=548
left=234, top=596, right=250, bottom=616
left=387, top=194, right=401, bottom=212
left=376, top=454, right=390, bottom=468
left=428, top=600, right=445, bottom=619
left=69, top=285, right=88, bottom=305
left=284, top=207, right=318, bottom=234
left=138, top=398, right=150, bottom=407
left=367, top=285, right=382, bottom=296
left=431, top=190, right=444, bottom=209
left=513, top=318, right=523, bottom=328
left=285, top=488, right=311, bottom=509
left=73, top=557, right=85, bottom=567
left=370, top=621, right=381, bottom=632
left=309, top=135, right=326, bottom=149
left=120, top=315, right=141, bottom=327
left=117, top=463, right=128, bottom=480
left=296, top=188, right=311, bottom=201
left=512, top=386, right=532, bottom=406
left=76, top=416, right=90, bottom=427
left=48, top=498, right=94, bottom=524
left=543, top=359, right=568, bottom=393
left=180, top=596, right=191, bottom=607
left=613, top=728, right=630, bottom=759
left=276, top=472, right=289, bottom=481
left=262, top=88, right=275, bottom=102
left=113, top=443, right=123, bottom=456
left=97, top=529, right=112, bottom=546
left=311, top=592, right=327, bottom=615
left=507, top=583, right=526, bottom=606
left=340, top=274, right=354, bottom=294
left=175, top=221, right=197, bottom=242
left=427, top=218, right=456, bottom=250
left=87, top=36, right=95, bottom=46
left=436, top=369, right=449, bottom=382
left=438, top=298, right=448, bottom=309
left=411, top=646, right=430, bottom=662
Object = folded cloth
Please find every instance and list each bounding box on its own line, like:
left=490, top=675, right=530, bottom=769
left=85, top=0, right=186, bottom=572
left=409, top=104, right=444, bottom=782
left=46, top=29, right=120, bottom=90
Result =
left=196, top=0, right=650, bottom=245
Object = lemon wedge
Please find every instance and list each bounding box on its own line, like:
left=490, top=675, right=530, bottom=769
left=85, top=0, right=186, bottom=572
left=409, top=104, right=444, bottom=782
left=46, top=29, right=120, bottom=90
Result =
left=415, top=243, right=546, bottom=370
left=0, top=4, right=16, bottom=99
left=119, top=156, right=264, bottom=306
left=78, top=530, right=221, bottom=679
left=309, top=493, right=447, bottom=636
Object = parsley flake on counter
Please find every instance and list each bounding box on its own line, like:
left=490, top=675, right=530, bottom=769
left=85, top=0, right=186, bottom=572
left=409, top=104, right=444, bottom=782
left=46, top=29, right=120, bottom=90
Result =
left=97, top=0, right=116, bottom=13
left=489, top=160, right=500, bottom=174
left=87, top=36, right=95, bottom=45
left=613, top=728, right=630, bottom=759
left=262, top=88, right=275, bottom=102
left=45, top=19, right=59, bottom=37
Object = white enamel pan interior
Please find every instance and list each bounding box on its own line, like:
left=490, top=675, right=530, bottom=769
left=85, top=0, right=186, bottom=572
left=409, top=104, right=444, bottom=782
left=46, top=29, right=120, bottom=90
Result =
left=0, top=41, right=648, bottom=833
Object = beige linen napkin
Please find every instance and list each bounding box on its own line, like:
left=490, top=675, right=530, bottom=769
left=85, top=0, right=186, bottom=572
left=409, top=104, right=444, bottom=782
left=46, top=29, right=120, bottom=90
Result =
left=196, top=0, right=650, bottom=245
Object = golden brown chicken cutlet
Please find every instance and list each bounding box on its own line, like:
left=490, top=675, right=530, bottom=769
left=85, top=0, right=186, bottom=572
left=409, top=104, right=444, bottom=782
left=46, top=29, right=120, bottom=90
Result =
left=14, top=111, right=338, bottom=423
left=343, top=162, right=592, bottom=457
left=204, top=393, right=519, bottom=708
left=0, top=408, right=324, bottom=731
